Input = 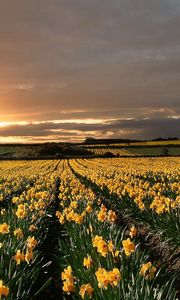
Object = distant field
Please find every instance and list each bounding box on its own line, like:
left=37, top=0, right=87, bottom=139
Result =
left=0, top=140, right=179, bottom=158
left=83, top=145, right=180, bottom=157
left=83, top=140, right=180, bottom=147
left=0, top=146, right=21, bottom=155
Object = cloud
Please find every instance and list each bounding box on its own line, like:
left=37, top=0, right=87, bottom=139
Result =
left=0, top=115, right=179, bottom=142
left=0, top=0, right=179, bottom=141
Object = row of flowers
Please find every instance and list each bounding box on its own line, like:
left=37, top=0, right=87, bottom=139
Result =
left=0, top=160, right=59, bottom=298
left=69, top=158, right=180, bottom=245
left=56, top=160, right=177, bottom=299
left=70, top=158, right=180, bottom=213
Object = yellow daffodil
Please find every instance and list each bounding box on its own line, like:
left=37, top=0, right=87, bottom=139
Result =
left=79, top=283, right=93, bottom=299
left=0, top=223, right=10, bottom=234
left=14, top=228, right=23, bottom=239
left=0, top=280, right=9, bottom=298
left=140, top=262, right=156, bottom=279
left=122, top=238, right=135, bottom=256
left=83, top=255, right=93, bottom=269
left=13, top=250, right=24, bottom=265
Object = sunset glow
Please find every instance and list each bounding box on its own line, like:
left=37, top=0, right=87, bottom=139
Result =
left=0, top=122, right=11, bottom=128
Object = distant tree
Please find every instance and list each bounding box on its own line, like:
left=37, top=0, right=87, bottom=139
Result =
left=152, top=137, right=163, bottom=141
left=152, top=137, right=178, bottom=141
left=103, top=152, right=115, bottom=158
left=84, top=137, right=96, bottom=144
left=167, top=137, right=178, bottom=140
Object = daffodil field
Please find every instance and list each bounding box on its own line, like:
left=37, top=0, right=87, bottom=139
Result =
left=0, top=158, right=179, bottom=299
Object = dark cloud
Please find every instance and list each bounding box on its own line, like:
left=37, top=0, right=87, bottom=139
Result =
left=0, top=0, right=179, bottom=141
left=0, top=116, right=179, bottom=142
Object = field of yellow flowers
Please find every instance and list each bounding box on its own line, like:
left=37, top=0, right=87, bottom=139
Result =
left=0, top=158, right=179, bottom=299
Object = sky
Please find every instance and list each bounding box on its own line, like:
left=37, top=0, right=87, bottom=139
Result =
left=0, top=0, right=179, bottom=143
